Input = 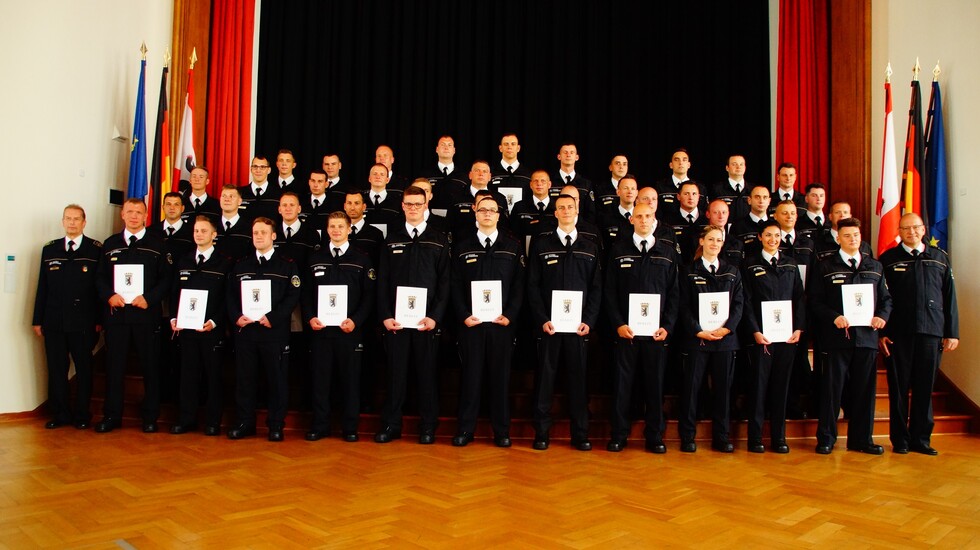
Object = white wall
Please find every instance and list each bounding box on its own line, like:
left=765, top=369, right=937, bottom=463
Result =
left=871, top=0, right=980, bottom=405
left=0, top=1, right=172, bottom=413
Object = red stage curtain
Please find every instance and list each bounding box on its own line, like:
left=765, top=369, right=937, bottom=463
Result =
left=776, top=0, right=829, bottom=190
left=204, top=0, right=255, bottom=194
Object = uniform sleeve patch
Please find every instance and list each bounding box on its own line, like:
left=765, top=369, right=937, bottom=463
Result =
left=291, top=275, right=301, bottom=287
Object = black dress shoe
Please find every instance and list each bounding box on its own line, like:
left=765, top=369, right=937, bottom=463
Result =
left=374, top=426, right=402, bottom=443
left=572, top=439, right=592, bottom=451
left=606, top=439, right=627, bottom=452
left=532, top=437, right=549, bottom=451
left=305, top=430, right=326, bottom=441
left=94, top=417, right=121, bottom=433
left=45, top=419, right=67, bottom=429
left=712, top=441, right=734, bottom=453
left=493, top=436, right=512, bottom=448
left=452, top=432, right=474, bottom=447
left=645, top=440, right=667, bottom=454
left=847, top=444, right=884, bottom=455
left=748, top=440, right=766, bottom=453
left=681, top=440, right=697, bottom=453
left=268, top=429, right=284, bottom=442
left=815, top=443, right=833, bottom=454
left=910, top=444, right=939, bottom=456
left=418, top=432, right=436, bottom=445
left=771, top=441, right=790, bottom=454
left=227, top=424, right=256, bottom=439
left=74, top=420, right=90, bottom=430
left=142, top=422, right=159, bottom=434
left=342, top=432, right=359, bottom=442
left=203, top=425, right=221, bottom=436
left=169, top=424, right=196, bottom=435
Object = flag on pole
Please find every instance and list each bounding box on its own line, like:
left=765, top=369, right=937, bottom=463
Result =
left=126, top=58, right=148, bottom=200
left=876, top=79, right=901, bottom=255
left=924, top=79, right=949, bottom=250
left=148, top=64, right=171, bottom=222
left=174, top=62, right=197, bottom=194
left=900, top=78, right=924, bottom=217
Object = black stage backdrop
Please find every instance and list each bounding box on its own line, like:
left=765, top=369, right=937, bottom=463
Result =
left=255, top=0, right=771, bottom=189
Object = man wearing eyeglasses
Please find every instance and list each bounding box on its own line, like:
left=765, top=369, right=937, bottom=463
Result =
left=374, top=186, right=451, bottom=444
left=449, top=196, right=526, bottom=447
left=878, top=213, right=958, bottom=455
left=239, top=156, right=282, bottom=223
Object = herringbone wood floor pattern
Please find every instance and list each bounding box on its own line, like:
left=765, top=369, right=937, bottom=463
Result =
left=1, top=420, right=978, bottom=549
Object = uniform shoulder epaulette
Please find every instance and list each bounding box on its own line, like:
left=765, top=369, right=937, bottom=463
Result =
left=45, top=238, right=60, bottom=246
left=928, top=244, right=950, bottom=257
left=92, top=240, right=103, bottom=248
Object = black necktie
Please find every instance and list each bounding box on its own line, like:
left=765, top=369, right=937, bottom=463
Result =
left=255, top=187, right=263, bottom=198
left=128, top=235, right=137, bottom=249
left=770, top=257, right=777, bottom=267
left=351, top=225, right=357, bottom=235
left=565, top=175, right=572, bottom=185
left=67, top=240, right=75, bottom=253
left=167, top=226, right=175, bottom=237
left=442, top=167, right=448, bottom=176
left=565, top=235, right=572, bottom=251
left=195, top=198, right=201, bottom=209
left=735, top=184, right=742, bottom=194
left=784, top=234, right=792, bottom=246
left=334, top=247, right=341, bottom=258
left=484, top=237, right=492, bottom=252
left=815, top=215, right=822, bottom=226
left=259, top=256, right=266, bottom=266
left=313, top=198, right=320, bottom=209
left=412, top=228, right=419, bottom=241
left=783, top=193, right=790, bottom=201
left=198, top=253, right=205, bottom=266
left=537, top=201, right=545, bottom=213
left=640, top=240, right=647, bottom=254
left=849, top=257, right=857, bottom=270
left=374, top=194, right=381, bottom=207
left=710, top=264, right=717, bottom=274
left=225, top=221, right=232, bottom=231
left=280, top=180, right=288, bottom=189
left=286, top=227, right=293, bottom=240
left=624, top=211, right=631, bottom=221
left=687, top=214, right=694, bottom=224
left=911, top=249, right=920, bottom=257
left=507, top=166, right=514, bottom=174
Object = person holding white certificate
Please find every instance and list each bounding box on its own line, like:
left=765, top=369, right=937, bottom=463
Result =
left=739, top=219, right=805, bottom=454
left=526, top=194, right=602, bottom=451
left=302, top=212, right=376, bottom=443
left=167, top=216, right=232, bottom=436
left=94, top=198, right=173, bottom=434
left=602, top=202, right=678, bottom=454
left=677, top=225, right=743, bottom=453
left=374, top=186, right=451, bottom=445
left=810, top=218, right=891, bottom=456
left=449, top=196, right=525, bottom=448
left=226, top=217, right=301, bottom=442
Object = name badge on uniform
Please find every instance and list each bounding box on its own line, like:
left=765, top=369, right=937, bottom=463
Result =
left=547, top=259, right=558, bottom=265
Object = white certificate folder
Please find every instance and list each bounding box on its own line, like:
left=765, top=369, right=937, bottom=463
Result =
left=470, top=280, right=503, bottom=323
left=628, top=293, right=661, bottom=337
left=395, top=286, right=428, bottom=329
left=841, top=283, right=874, bottom=327
left=550, top=290, right=584, bottom=333
left=176, top=289, right=209, bottom=330
left=240, top=279, right=272, bottom=320
left=761, top=300, right=793, bottom=343
left=317, top=285, right=349, bottom=326
left=698, top=291, right=730, bottom=332
left=113, top=264, right=144, bottom=304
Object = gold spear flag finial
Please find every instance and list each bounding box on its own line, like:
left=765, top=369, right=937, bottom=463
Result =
left=164, top=48, right=171, bottom=69
left=190, top=47, right=198, bottom=70
left=885, top=62, right=892, bottom=84
left=912, top=57, right=921, bottom=81
left=933, top=61, right=941, bottom=82
left=140, top=41, right=148, bottom=61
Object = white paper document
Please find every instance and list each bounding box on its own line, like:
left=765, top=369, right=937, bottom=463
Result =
left=841, top=283, right=874, bottom=327
left=113, top=264, right=145, bottom=304
left=176, top=289, right=209, bottom=330
left=551, top=290, right=584, bottom=333
left=470, top=280, right=502, bottom=322
left=698, top=291, right=730, bottom=332
left=240, top=279, right=272, bottom=321
left=371, top=223, right=388, bottom=238
left=317, top=285, right=349, bottom=326
left=761, top=300, right=793, bottom=343
left=797, top=264, right=807, bottom=290
left=627, top=293, right=661, bottom=337
left=395, top=286, right=428, bottom=329
left=497, top=187, right=523, bottom=213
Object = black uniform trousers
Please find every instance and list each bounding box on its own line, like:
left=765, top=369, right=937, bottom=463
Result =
left=309, top=337, right=362, bottom=434
left=885, top=334, right=942, bottom=448
left=44, top=328, right=96, bottom=423
left=177, top=334, right=224, bottom=427
left=679, top=350, right=734, bottom=443
left=817, top=347, right=877, bottom=448
left=382, top=329, right=439, bottom=433
left=457, top=323, right=514, bottom=436
left=533, top=333, right=589, bottom=440
left=610, top=338, right=667, bottom=442
left=748, top=342, right=796, bottom=443
left=233, top=335, right=289, bottom=429
left=104, top=322, right=161, bottom=423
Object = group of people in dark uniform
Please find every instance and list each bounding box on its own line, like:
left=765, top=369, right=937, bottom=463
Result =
left=32, top=136, right=959, bottom=457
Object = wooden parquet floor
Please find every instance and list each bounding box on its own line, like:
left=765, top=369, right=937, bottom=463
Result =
left=1, top=420, right=978, bottom=549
